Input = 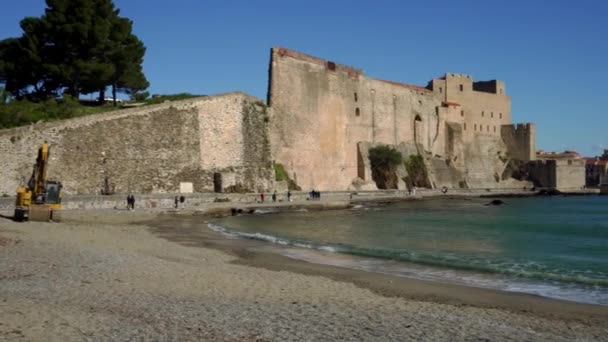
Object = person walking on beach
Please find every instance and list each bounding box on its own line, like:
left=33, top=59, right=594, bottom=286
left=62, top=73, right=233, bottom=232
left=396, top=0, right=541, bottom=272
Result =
left=272, top=191, right=277, bottom=202
left=287, top=190, right=292, bottom=202
left=126, top=194, right=134, bottom=210
left=260, top=193, right=265, bottom=203
left=174, top=196, right=179, bottom=209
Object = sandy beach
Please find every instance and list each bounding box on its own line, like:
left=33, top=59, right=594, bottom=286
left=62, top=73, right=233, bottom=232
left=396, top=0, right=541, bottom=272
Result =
left=1, top=205, right=607, bottom=341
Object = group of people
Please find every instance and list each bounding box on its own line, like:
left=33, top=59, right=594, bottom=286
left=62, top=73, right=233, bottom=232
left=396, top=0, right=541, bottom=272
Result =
left=125, top=194, right=187, bottom=210
left=126, top=194, right=136, bottom=210
left=174, top=195, right=186, bottom=208
left=259, top=190, right=293, bottom=203
left=309, top=189, right=321, bottom=200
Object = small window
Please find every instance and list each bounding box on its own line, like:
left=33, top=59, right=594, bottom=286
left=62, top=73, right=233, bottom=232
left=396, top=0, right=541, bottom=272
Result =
left=459, top=84, right=463, bottom=91
left=355, top=107, right=360, bottom=116
left=499, top=113, right=503, bottom=119
left=491, top=112, right=494, bottom=118
left=487, top=125, right=489, bottom=132
left=327, top=61, right=336, bottom=71
left=439, top=87, right=443, bottom=93
left=354, top=92, right=358, bottom=102
left=474, top=124, right=477, bottom=131
left=460, top=110, right=464, bottom=117
left=493, top=126, right=496, bottom=133
left=481, top=111, right=484, bottom=117
left=463, top=123, right=467, bottom=130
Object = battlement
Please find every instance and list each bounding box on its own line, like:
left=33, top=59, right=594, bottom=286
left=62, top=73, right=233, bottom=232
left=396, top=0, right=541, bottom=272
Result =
left=272, top=47, right=363, bottom=79
left=445, top=73, right=473, bottom=79
left=501, top=123, right=536, bottom=161
left=473, top=80, right=505, bottom=95
left=501, top=123, right=535, bottom=132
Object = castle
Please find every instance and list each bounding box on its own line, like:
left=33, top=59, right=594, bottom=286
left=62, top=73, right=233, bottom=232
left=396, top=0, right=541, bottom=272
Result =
left=0, top=47, right=549, bottom=195
left=268, top=47, right=535, bottom=191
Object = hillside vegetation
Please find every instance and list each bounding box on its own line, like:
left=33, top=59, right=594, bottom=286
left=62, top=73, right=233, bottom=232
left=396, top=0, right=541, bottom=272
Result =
left=0, top=90, right=205, bottom=130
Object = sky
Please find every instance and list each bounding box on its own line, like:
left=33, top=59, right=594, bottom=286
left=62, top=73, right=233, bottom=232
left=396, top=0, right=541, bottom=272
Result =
left=1, top=0, right=607, bottom=156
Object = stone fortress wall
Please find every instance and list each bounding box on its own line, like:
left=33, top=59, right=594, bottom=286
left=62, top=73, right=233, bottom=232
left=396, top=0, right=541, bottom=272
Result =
left=0, top=92, right=273, bottom=195
left=268, top=47, right=537, bottom=191
left=0, top=46, right=581, bottom=196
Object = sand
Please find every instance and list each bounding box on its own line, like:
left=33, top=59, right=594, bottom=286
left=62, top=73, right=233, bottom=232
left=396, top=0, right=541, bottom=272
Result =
left=1, top=207, right=607, bottom=341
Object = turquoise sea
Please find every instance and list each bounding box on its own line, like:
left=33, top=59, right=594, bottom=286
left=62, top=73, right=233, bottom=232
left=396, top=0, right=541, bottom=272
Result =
left=210, top=196, right=608, bottom=305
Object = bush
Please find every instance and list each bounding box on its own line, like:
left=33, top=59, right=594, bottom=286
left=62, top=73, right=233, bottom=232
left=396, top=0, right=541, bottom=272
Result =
left=132, top=91, right=150, bottom=102
left=144, top=93, right=204, bottom=105
left=274, top=163, right=289, bottom=181
left=369, top=145, right=402, bottom=171
left=0, top=97, right=119, bottom=129
left=369, top=145, right=402, bottom=189
left=273, top=162, right=301, bottom=190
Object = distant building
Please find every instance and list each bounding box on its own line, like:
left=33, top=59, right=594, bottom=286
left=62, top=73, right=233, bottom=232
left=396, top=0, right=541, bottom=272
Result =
left=528, top=150, right=585, bottom=190
left=585, top=149, right=608, bottom=186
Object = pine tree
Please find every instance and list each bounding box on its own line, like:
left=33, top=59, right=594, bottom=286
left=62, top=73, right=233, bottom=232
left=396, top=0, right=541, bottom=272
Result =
left=0, top=0, right=148, bottom=102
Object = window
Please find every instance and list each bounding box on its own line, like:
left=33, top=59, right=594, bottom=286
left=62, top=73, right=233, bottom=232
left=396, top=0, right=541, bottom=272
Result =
left=464, top=123, right=467, bottom=130
left=439, top=87, right=443, bottom=93
left=327, top=61, right=336, bottom=71
left=461, top=110, right=464, bottom=117
left=487, top=125, right=489, bottom=132
left=459, top=84, right=463, bottom=91
left=354, top=92, right=358, bottom=102
left=491, top=112, right=494, bottom=118
left=499, top=113, right=503, bottom=119
left=474, top=124, right=477, bottom=131
left=493, top=126, right=496, bottom=133
left=482, top=111, right=484, bottom=117
left=355, top=107, right=360, bottom=116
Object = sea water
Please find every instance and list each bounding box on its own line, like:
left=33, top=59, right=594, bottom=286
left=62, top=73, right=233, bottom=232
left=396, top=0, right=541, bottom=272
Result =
left=210, top=196, right=608, bottom=305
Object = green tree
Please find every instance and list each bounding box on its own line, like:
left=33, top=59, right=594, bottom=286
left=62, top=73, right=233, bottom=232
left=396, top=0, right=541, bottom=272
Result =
left=111, top=31, right=149, bottom=104
left=368, top=145, right=402, bottom=189
left=0, top=0, right=148, bottom=102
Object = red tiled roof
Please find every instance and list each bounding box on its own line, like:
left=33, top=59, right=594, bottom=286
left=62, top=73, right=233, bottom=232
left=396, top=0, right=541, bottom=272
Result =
left=586, top=158, right=608, bottom=166
left=374, top=78, right=430, bottom=92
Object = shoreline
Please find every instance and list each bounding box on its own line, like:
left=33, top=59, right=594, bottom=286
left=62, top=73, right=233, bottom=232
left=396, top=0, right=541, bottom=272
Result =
left=2, top=195, right=608, bottom=340
left=146, top=210, right=608, bottom=325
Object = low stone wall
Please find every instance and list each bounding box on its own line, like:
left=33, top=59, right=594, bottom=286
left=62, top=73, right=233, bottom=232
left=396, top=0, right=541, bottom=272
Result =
left=0, top=92, right=273, bottom=196
left=0, top=188, right=544, bottom=211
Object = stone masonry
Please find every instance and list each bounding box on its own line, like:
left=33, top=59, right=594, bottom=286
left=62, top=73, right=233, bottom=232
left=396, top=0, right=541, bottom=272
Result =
left=0, top=92, right=273, bottom=195
left=0, top=46, right=568, bottom=195
left=267, top=47, right=536, bottom=191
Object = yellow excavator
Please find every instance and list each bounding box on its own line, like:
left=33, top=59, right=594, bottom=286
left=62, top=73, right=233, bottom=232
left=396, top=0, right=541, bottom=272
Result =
left=14, top=142, right=63, bottom=222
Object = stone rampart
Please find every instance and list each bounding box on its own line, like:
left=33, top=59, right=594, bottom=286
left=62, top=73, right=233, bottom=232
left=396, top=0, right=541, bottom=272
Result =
left=0, top=92, right=273, bottom=196
left=527, top=159, right=585, bottom=190
left=268, top=47, right=536, bottom=191
left=501, top=123, right=536, bottom=162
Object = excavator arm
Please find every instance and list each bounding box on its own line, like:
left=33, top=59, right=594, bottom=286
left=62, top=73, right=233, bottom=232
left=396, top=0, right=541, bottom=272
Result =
left=14, top=142, right=62, bottom=222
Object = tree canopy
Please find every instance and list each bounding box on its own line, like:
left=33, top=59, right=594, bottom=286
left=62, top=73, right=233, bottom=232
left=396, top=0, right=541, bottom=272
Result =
left=0, top=0, right=148, bottom=103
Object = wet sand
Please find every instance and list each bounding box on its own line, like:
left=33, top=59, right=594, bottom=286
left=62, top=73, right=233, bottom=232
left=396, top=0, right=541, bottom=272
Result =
left=1, top=208, right=607, bottom=341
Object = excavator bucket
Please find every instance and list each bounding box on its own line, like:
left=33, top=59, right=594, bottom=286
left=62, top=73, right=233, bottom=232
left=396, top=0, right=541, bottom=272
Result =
left=28, top=204, right=52, bottom=222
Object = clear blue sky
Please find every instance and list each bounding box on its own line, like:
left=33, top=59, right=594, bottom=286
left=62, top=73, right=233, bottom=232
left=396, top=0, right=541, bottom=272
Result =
left=2, top=0, right=607, bottom=156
